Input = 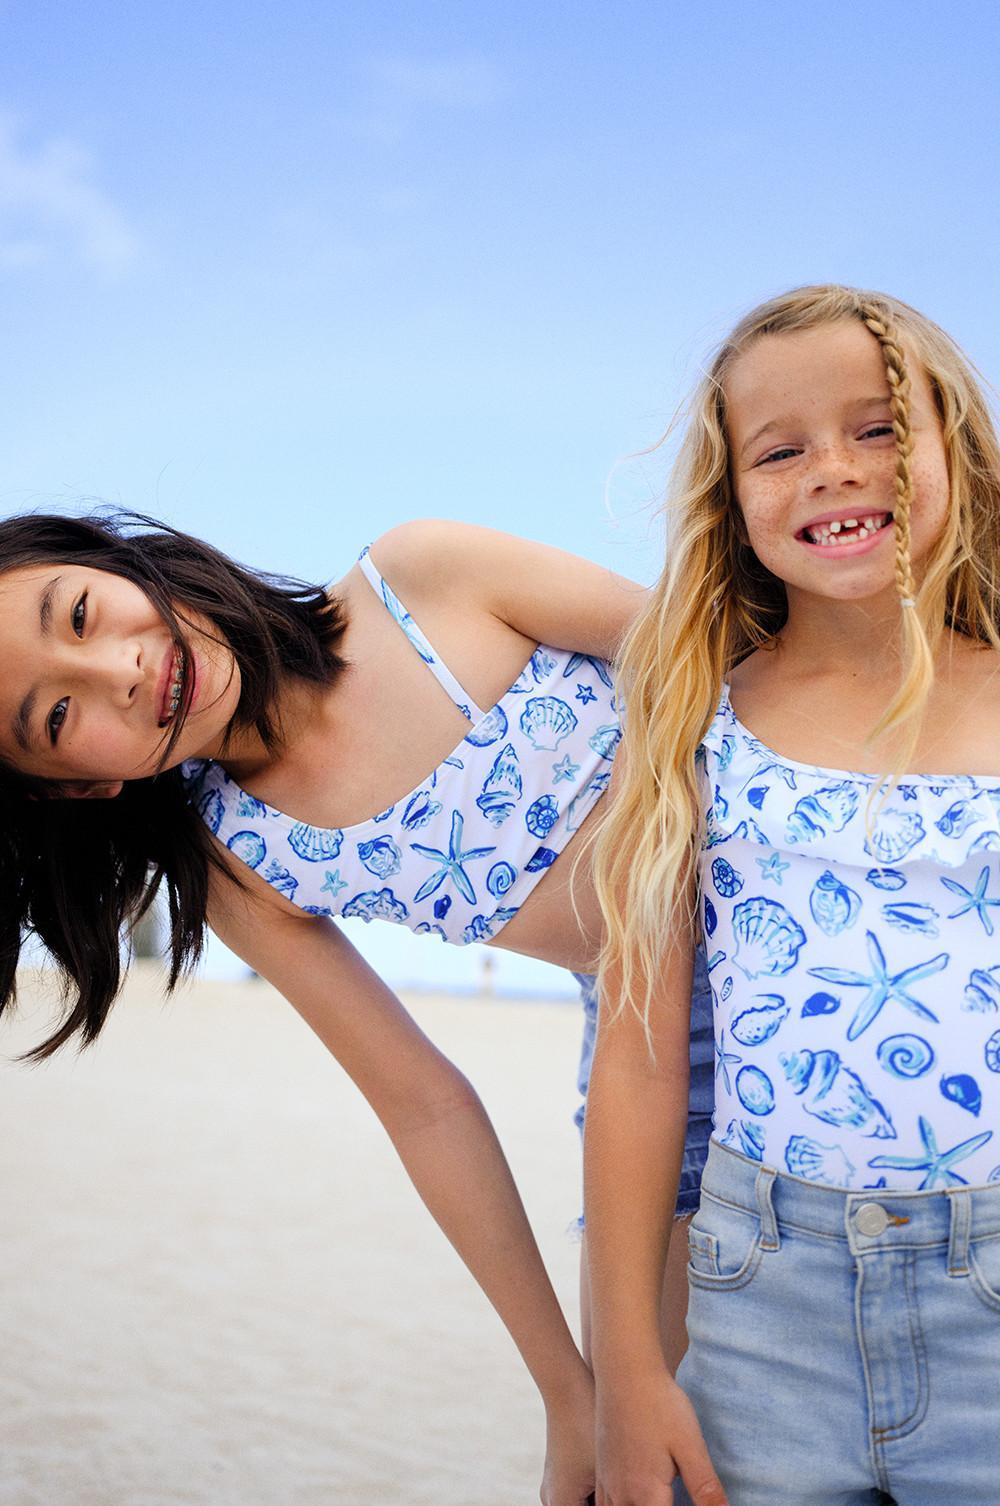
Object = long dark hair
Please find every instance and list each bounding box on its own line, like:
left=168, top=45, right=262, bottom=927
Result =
left=0, top=511, right=347, bottom=1060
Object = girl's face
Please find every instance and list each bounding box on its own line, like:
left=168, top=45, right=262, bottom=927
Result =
left=0, top=563, right=242, bottom=790
left=725, top=320, right=950, bottom=609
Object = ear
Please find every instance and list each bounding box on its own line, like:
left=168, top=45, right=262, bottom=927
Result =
left=62, top=780, right=125, bottom=800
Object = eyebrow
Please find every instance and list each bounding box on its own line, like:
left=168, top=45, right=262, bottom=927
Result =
left=10, top=576, right=61, bottom=754
left=739, top=397, right=893, bottom=461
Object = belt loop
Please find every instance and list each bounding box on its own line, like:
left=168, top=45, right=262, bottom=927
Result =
left=754, top=1164, right=780, bottom=1251
left=948, top=1189, right=972, bottom=1276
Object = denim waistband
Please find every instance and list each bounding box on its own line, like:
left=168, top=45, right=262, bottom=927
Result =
left=700, top=1139, right=1000, bottom=1266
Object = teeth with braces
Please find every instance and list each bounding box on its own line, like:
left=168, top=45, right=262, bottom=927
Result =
left=164, top=649, right=183, bottom=722
left=805, top=514, right=889, bottom=547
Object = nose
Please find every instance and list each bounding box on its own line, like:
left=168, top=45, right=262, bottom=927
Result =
left=804, top=441, right=864, bottom=495
left=71, top=636, right=143, bottom=708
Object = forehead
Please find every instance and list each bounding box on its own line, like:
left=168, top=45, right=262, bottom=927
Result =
left=724, top=321, right=892, bottom=434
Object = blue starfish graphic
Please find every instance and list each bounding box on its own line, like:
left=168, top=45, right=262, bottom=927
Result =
left=575, top=684, right=598, bottom=705
left=321, top=869, right=348, bottom=899
left=808, top=930, right=947, bottom=1041
left=563, top=653, right=613, bottom=689
left=756, top=851, right=790, bottom=885
left=941, top=865, right=1000, bottom=936
left=410, top=810, right=496, bottom=905
left=869, top=1115, right=992, bottom=1190
left=552, top=755, right=581, bottom=785
left=714, top=1029, right=742, bottom=1095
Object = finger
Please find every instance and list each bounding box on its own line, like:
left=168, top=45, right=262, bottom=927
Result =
left=677, top=1454, right=729, bottom=1506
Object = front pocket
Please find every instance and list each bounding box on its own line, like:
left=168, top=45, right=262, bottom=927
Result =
left=968, top=1232, right=1000, bottom=1313
left=687, top=1193, right=763, bottom=1291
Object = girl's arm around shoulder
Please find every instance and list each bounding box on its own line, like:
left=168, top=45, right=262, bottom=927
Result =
left=371, top=518, right=647, bottom=662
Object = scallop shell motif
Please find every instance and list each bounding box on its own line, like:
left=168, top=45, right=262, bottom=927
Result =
left=780, top=1048, right=895, bottom=1138
left=525, top=847, right=557, bottom=872
left=526, top=795, right=559, bottom=838
left=786, top=782, right=860, bottom=844
left=876, top=1034, right=935, bottom=1079
left=342, top=887, right=409, bottom=924
left=288, top=823, right=343, bottom=863
left=735, top=1065, right=775, bottom=1116
left=465, top=704, right=509, bottom=748
left=476, top=743, right=523, bottom=828
left=711, top=857, right=744, bottom=898
left=237, top=791, right=269, bottom=819
left=588, top=724, right=622, bottom=762
left=730, top=995, right=789, bottom=1046
left=401, top=790, right=443, bottom=831
left=864, top=809, right=926, bottom=865
left=801, top=991, right=840, bottom=1017
left=487, top=862, right=517, bottom=898
left=227, top=830, right=266, bottom=869
left=720, top=1119, right=765, bottom=1161
left=518, top=695, right=578, bottom=752
left=784, top=1134, right=856, bottom=1187
left=964, top=966, right=1000, bottom=1013
left=357, top=836, right=402, bottom=879
left=985, top=1029, right=1000, bottom=1073
left=530, top=648, right=557, bottom=683
left=731, top=896, right=806, bottom=980
left=866, top=867, right=907, bottom=891
left=809, top=871, right=861, bottom=937
left=881, top=901, right=940, bottom=936
left=940, top=1072, right=982, bottom=1116
left=936, top=797, right=983, bottom=839
left=197, top=787, right=225, bottom=835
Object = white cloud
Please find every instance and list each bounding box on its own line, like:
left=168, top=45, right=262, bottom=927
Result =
left=0, top=117, right=138, bottom=276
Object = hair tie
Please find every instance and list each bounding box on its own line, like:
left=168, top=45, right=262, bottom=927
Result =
left=900, top=597, right=917, bottom=608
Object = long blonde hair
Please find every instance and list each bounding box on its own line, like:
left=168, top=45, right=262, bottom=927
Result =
left=595, top=284, right=1000, bottom=1023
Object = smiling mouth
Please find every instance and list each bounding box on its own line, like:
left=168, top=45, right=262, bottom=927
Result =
left=799, top=512, right=893, bottom=547
left=159, top=646, right=185, bottom=727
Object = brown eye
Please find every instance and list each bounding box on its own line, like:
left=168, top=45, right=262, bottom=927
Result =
left=47, top=698, right=69, bottom=744
left=72, top=593, right=88, bottom=637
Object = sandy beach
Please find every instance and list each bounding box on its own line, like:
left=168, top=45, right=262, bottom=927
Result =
left=1, top=967, right=587, bottom=1506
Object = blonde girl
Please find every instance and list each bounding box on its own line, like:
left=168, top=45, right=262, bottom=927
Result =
left=585, top=285, right=1000, bottom=1506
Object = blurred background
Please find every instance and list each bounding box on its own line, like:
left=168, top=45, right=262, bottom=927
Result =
left=3, top=0, right=999, bottom=992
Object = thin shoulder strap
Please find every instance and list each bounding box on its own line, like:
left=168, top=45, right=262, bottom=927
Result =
left=358, top=547, right=487, bottom=723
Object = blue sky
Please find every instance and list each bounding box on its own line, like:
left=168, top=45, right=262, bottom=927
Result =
left=3, top=0, right=999, bottom=988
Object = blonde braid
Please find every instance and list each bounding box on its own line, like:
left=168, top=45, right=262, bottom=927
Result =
left=860, top=305, right=917, bottom=605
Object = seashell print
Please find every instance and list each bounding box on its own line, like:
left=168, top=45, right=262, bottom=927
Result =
left=784, top=1134, right=856, bottom=1187
left=433, top=895, right=452, bottom=920
left=940, top=1073, right=982, bottom=1116
left=301, top=904, right=332, bottom=917
left=717, top=734, right=736, bottom=772
left=518, top=695, right=578, bottom=752
left=747, top=786, right=767, bottom=810
left=735, top=1065, right=775, bottom=1116
left=588, top=724, right=622, bottom=762
left=704, top=896, right=718, bottom=937
left=730, top=995, right=789, bottom=1046
left=197, top=787, right=225, bottom=835
left=876, top=1034, right=935, bottom=1079
left=525, top=847, right=557, bottom=872
left=237, top=791, right=268, bottom=819
left=565, top=771, right=611, bottom=833
left=288, top=823, right=343, bottom=863
left=866, top=867, right=907, bottom=891
left=465, top=704, right=509, bottom=748
left=720, top=1119, right=766, bottom=1161
left=357, top=836, right=402, bottom=879
left=707, top=950, right=727, bottom=972
left=526, top=795, right=559, bottom=838
left=378, top=579, right=435, bottom=664
left=228, top=830, right=267, bottom=869
left=711, top=857, right=744, bottom=898
left=711, top=784, right=729, bottom=823
left=731, top=895, right=807, bottom=980
left=476, top=743, right=523, bottom=827
left=487, top=861, right=517, bottom=897
left=863, top=808, right=926, bottom=864
left=780, top=1048, right=896, bottom=1138
left=989, top=1165, right=1000, bottom=1184
left=786, top=783, right=859, bottom=845
left=530, top=648, right=557, bottom=682
left=401, top=790, right=443, bottom=831
left=802, top=991, right=840, bottom=1017
left=970, top=830, right=1000, bottom=854
left=964, top=966, right=1000, bottom=1012
left=986, top=1029, right=1000, bottom=1073
left=414, top=922, right=448, bottom=940
left=372, top=804, right=396, bottom=823
left=462, top=906, right=519, bottom=944
left=342, top=887, right=410, bottom=925
left=809, top=871, right=862, bottom=936
left=720, top=976, right=734, bottom=1003
left=936, top=798, right=983, bottom=839
left=881, top=901, right=940, bottom=936
left=262, top=860, right=298, bottom=898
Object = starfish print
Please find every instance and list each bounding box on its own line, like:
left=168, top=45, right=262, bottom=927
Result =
left=756, top=851, right=789, bottom=885
left=941, top=865, right=1000, bottom=936
left=321, top=869, right=348, bottom=899
left=714, top=1029, right=742, bottom=1095
left=575, top=684, right=598, bottom=705
left=552, top=755, right=581, bottom=785
left=869, top=1115, right=992, bottom=1190
left=411, top=810, right=496, bottom=905
left=808, top=930, right=946, bottom=1041
left=563, top=654, right=613, bottom=689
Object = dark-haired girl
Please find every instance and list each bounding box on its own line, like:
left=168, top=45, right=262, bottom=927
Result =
left=0, top=512, right=712, bottom=1506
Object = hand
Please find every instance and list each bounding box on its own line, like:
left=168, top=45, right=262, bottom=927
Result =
left=540, top=1364, right=597, bottom=1506
left=595, top=1369, right=728, bottom=1506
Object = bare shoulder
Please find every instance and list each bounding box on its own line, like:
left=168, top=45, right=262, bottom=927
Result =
left=369, top=519, right=528, bottom=599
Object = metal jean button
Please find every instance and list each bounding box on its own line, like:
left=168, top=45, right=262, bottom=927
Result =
left=855, top=1202, right=890, bottom=1236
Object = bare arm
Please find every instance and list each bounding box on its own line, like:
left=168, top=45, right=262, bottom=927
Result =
left=208, top=866, right=595, bottom=1505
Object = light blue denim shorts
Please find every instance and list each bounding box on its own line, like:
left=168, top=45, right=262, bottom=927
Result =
left=675, top=1138, right=1000, bottom=1505
left=573, top=944, right=714, bottom=1222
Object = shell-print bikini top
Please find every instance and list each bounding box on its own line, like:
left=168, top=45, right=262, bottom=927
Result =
left=181, top=547, right=619, bottom=945
left=698, top=685, right=1000, bottom=1193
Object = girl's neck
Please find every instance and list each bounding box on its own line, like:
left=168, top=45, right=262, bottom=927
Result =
left=774, top=583, right=906, bottom=679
